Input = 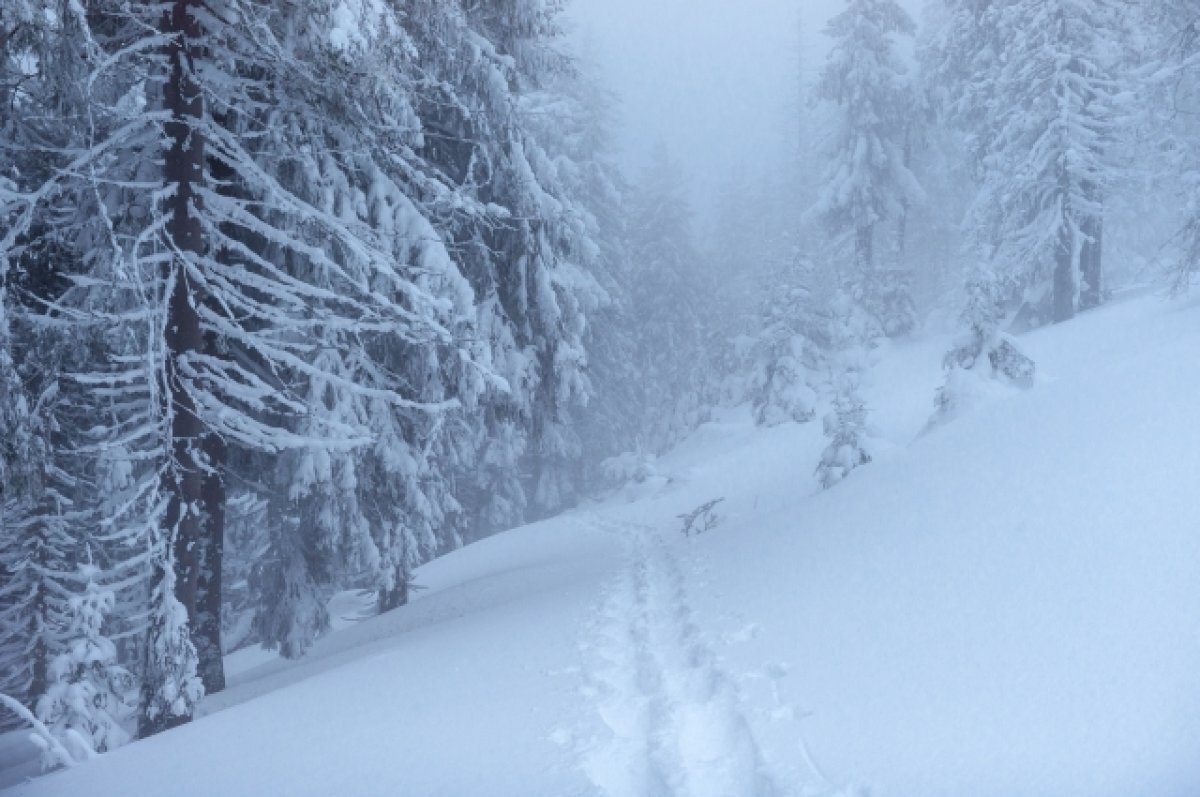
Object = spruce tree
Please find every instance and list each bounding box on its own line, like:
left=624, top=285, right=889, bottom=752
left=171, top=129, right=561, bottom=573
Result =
left=748, top=257, right=823, bottom=427
left=626, top=144, right=713, bottom=452
left=815, top=292, right=874, bottom=488
left=815, top=0, right=922, bottom=337
left=36, top=562, right=133, bottom=763
left=925, top=0, right=1125, bottom=325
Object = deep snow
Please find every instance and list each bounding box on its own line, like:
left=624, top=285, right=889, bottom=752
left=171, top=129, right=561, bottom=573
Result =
left=3, top=292, right=1199, bottom=796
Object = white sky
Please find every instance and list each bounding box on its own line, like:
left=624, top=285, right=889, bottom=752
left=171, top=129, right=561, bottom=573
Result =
left=564, top=0, right=923, bottom=222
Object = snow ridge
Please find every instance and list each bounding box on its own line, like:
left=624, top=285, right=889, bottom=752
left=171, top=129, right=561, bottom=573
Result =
left=576, top=514, right=777, bottom=797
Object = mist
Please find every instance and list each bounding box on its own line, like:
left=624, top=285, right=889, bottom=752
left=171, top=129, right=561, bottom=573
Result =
left=2, top=1, right=1199, bottom=795
left=566, top=0, right=924, bottom=224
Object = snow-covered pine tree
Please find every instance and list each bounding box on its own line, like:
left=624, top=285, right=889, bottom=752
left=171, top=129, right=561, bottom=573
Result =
left=4, top=0, right=611, bottom=725
left=815, top=292, right=874, bottom=488
left=0, top=288, right=19, bottom=730
left=708, top=168, right=802, bottom=406
left=816, top=375, right=872, bottom=489
left=0, top=315, right=28, bottom=729
left=36, top=561, right=133, bottom=763
left=524, top=56, right=640, bottom=488
left=1140, top=1, right=1200, bottom=290
left=0, top=0, right=92, bottom=729
left=3, top=0, right=486, bottom=727
left=0, top=277, right=48, bottom=729
left=0, top=314, right=154, bottom=740
left=0, top=382, right=67, bottom=728
left=747, top=256, right=823, bottom=427
left=708, top=170, right=761, bottom=349
left=929, top=0, right=1126, bottom=326
left=626, top=143, right=713, bottom=453
left=220, top=492, right=268, bottom=655
left=401, top=0, right=599, bottom=532
left=474, top=0, right=597, bottom=522
left=815, top=0, right=923, bottom=337
left=210, top=0, right=485, bottom=651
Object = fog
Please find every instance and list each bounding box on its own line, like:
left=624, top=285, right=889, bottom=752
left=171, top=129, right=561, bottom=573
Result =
left=3, top=3, right=1197, bottom=793
left=566, top=0, right=923, bottom=222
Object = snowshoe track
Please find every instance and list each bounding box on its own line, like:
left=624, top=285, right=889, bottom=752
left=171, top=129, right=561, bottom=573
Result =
left=576, top=514, right=776, bottom=797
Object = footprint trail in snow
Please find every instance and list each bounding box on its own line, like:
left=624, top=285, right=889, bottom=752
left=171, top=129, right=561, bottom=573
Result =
left=574, top=514, right=778, bottom=797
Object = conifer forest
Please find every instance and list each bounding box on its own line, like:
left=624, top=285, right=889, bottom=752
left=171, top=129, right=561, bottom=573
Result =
left=2, top=1, right=1199, bottom=795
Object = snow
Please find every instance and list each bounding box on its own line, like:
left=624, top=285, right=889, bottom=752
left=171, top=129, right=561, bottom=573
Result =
left=5, top=292, right=1200, bottom=795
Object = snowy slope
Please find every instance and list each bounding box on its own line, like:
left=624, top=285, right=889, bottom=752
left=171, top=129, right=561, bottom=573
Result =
left=4, top=293, right=1200, bottom=796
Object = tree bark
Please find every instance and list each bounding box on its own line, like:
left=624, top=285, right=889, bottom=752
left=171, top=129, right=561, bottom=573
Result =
left=1079, top=181, right=1103, bottom=310
left=194, top=430, right=226, bottom=694
left=146, top=0, right=207, bottom=735
left=1052, top=223, right=1075, bottom=323
left=1053, top=166, right=1076, bottom=324
left=855, top=223, right=874, bottom=275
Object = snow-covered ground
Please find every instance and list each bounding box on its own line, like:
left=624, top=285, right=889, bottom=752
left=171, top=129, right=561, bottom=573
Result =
left=4, top=292, right=1199, bottom=796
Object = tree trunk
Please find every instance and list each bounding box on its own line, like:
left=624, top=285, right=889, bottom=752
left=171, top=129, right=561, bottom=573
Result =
left=1079, top=182, right=1103, bottom=310
left=896, top=123, right=912, bottom=264
left=26, top=586, right=48, bottom=705
left=1053, top=172, right=1076, bottom=324
left=194, top=430, right=226, bottom=694
left=1052, top=226, right=1075, bottom=323
left=146, top=0, right=206, bottom=735
left=855, top=223, right=874, bottom=275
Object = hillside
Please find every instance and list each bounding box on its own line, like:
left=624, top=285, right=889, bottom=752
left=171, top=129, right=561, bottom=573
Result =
left=4, top=292, right=1198, bottom=796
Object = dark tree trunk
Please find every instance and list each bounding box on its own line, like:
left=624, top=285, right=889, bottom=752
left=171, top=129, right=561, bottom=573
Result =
left=896, top=123, right=912, bottom=264
left=194, top=430, right=226, bottom=694
left=855, top=223, right=874, bottom=275
left=162, top=0, right=205, bottom=624
left=1052, top=227, right=1075, bottom=323
left=1053, top=174, right=1076, bottom=324
left=141, top=0, right=206, bottom=738
left=1080, top=182, right=1103, bottom=310
left=26, top=587, right=48, bottom=704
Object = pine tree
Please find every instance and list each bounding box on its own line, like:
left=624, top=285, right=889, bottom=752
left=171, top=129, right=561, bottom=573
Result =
left=523, top=58, right=638, bottom=493
left=0, top=387, right=66, bottom=726
left=1142, top=2, right=1200, bottom=290
left=816, top=376, right=872, bottom=489
left=2, top=0, right=615, bottom=742
left=0, top=0, right=93, bottom=729
left=36, top=562, right=133, bottom=763
left=3, top=0, right=490, bottom=727
left=927, top=0, right=1125, bottom=326
left=626, top=144, right=713, bottom=452
left=815, top=0, right=923, bottom=337
left=748, top=257, right=823, bottom=427
left=815, top=292, right=874, bottom=488
left=402, top=0, right=599, bottom=532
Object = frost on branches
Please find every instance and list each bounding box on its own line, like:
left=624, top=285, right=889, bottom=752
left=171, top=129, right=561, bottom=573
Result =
left=815, top=0, right=923, bottom=338
left=930, top=272, right=1036, bottom=427
left=138, top=555, right=203, bottom=738
left=36, top=565, right=133, bottom=765
left=816, top=376, right=873, bottom=490
left=815, top=293, right=875, bottom=488
left=748, top=258, right=823, bottom=427
left=924, top=0, right=1126, bottom=326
